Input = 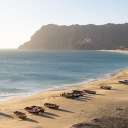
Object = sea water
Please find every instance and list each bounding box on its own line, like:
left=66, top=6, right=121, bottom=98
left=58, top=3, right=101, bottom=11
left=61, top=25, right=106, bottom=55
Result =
left=0, top=50, right=128, bottom=101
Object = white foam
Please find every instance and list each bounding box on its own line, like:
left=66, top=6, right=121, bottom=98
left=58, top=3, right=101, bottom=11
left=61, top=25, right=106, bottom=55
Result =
left=0, top=66, right=128, bottom=101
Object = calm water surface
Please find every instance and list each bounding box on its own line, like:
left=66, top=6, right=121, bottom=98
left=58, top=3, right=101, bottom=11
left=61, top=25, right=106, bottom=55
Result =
left=0, top=50, right=128, bottom=101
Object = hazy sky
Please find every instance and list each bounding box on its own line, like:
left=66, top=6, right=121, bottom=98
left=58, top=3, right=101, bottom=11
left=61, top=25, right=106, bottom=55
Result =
left=0, top=0, right=128, bottom=48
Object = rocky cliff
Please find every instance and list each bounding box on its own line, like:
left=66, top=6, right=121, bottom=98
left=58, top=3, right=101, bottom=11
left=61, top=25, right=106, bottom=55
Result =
left=18, top=23, right=128, bottom=50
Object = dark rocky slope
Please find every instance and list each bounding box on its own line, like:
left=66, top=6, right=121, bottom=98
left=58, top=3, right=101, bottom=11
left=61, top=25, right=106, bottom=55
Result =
left=18, top=23, right=128, bottom=50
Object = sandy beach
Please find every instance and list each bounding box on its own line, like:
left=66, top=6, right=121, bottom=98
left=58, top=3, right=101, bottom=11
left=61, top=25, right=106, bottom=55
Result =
left=1, top=50, right=128, bottom=128
left=101, top=49, right=128, bottom=54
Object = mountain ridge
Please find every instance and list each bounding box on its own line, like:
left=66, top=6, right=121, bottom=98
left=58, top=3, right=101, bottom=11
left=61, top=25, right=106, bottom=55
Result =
left=18, top=23, right=128, bottom=50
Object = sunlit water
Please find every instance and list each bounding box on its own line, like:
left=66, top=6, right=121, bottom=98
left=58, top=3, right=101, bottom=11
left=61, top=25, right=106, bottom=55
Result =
left=0, top=50, right=128, bottom=101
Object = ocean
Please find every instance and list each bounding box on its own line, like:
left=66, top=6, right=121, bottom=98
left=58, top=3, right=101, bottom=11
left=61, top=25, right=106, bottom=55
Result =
left=0, top=50, right=128, bottom=101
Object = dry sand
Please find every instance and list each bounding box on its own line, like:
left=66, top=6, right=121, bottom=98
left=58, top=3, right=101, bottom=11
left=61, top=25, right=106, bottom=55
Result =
left=101, top=49, right=128, bottom=54
left=1, top=50, right=128, bottom=128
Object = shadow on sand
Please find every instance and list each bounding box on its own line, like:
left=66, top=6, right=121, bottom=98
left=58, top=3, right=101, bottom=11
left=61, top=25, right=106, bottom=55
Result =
left=111, top=89, right=122, bottom=91
left=33, top=113, right=55, bottom=119
left=0, top=113, right=13, bottom=118
left=73, top=95, right=93, bottom=101
left=23, top=118, right=39, bottom=123
left=43, top=112, right=59, bottom=117
left=50, top=108, right=74, bottom=113
left=95, top=94, right=105, bottom=96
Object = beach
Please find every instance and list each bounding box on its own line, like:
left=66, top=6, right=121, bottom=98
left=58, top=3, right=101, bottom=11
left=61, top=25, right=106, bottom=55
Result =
left=101, top=49, right=128, bottom=54
left=1, top=50, right=128, bottom=128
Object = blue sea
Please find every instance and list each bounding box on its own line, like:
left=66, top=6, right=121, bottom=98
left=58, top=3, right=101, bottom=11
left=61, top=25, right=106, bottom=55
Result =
left=0, top=50, right=128, bottom=101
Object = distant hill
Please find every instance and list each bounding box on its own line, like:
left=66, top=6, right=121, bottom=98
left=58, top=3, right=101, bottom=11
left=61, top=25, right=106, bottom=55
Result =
left=18, top=23, right=128, bottom=50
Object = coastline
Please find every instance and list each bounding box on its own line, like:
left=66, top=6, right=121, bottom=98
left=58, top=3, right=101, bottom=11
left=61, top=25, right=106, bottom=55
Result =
left=1, top=50, right=128, bottom=128
left=100, top=49, right=128, bottom=54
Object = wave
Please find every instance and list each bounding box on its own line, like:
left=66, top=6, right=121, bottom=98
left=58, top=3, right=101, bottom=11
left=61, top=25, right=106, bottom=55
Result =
left=1, top=66, right=128, bottom=101
left=1, top=50, right=128, bottom=101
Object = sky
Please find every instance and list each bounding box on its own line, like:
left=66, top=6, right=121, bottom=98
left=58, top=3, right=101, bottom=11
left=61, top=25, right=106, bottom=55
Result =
left=0, top=0, right=128, bottom=49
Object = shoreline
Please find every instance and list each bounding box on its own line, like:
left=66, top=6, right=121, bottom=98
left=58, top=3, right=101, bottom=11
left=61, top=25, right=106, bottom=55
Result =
left=0, top=67, right=126, bottom=102
left=1, top=50, right=128, bottom=128
left=100, top=49, right=128, bottom=54
left=1, top=65, right=128, bottom=102
left=1, top=49, right=127, bottom=102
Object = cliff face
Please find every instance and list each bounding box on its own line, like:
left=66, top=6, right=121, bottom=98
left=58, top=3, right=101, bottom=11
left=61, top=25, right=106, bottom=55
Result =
left=18, top=23, right=128, bottom=50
